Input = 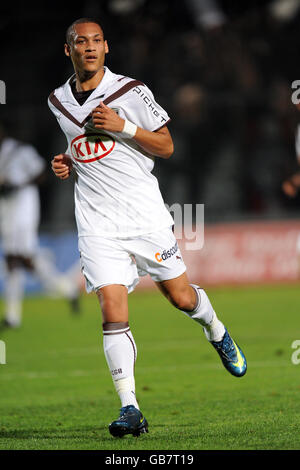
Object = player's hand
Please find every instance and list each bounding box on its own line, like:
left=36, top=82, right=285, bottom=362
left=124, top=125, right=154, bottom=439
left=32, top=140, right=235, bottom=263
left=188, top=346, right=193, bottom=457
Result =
left=51, top=154, right=73, bottom=180
left=282, top=180, right=297, bottom=198
left=92, top=102, right=125, bottom=133
left=282, top=173, right=300, bottom=198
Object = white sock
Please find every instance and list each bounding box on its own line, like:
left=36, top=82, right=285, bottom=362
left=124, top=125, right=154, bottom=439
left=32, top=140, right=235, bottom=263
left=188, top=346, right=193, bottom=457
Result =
left=4, top=268, right=25, bottom=327
left=103, top=322, right=139, bottom=409
left=185, top=285, right=225, bottom=342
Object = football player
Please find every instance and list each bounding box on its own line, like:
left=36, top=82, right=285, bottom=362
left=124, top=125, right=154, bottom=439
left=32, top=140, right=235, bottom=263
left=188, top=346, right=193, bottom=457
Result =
left=0, top=123, right=80, bottom=328
left=49, top=18, right=247, bottom=438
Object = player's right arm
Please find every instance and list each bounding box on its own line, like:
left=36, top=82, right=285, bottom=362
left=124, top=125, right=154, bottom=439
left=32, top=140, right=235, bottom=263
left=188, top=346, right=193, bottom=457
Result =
left=51, top=154, right=73, bottom=180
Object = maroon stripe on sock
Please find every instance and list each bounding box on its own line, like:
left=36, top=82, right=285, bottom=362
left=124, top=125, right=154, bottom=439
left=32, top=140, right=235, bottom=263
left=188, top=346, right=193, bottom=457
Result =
left=125, top=331, right=136, bottom=374
left=103, top=321, right=130, bottom=335
left=103, top=321, right=129, bottom=331
left=103, top=328, right=130, bottom=336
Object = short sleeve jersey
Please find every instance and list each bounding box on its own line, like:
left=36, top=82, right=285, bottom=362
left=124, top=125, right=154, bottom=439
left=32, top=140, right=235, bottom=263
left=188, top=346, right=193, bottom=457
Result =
left=48, top=67, right=174, bottom=237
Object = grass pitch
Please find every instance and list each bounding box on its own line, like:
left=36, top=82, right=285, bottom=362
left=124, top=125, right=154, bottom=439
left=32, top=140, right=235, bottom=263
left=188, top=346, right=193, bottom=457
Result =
left=0, top=284, right=300, bottom=450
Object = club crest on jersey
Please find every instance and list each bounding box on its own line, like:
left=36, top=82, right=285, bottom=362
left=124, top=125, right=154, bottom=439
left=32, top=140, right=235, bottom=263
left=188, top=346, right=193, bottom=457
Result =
left=71, top=133, right=115, bottom=163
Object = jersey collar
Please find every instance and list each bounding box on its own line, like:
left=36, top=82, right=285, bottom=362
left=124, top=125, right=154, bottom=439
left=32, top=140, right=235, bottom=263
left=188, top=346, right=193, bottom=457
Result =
left=63, top=66, right=116, bottom=106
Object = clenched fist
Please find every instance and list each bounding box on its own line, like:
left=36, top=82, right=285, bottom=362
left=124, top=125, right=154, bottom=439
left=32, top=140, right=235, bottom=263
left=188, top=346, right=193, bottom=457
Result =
left=92, top=101, right=125, bottom=132
left=51, top=154, right=73, bottom=180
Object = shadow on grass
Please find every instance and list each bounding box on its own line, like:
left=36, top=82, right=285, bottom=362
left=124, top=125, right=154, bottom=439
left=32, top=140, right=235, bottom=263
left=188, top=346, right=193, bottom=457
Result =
left=0, top=426, right=113, bottom=441
left=0, top=423, right=198, bottom=442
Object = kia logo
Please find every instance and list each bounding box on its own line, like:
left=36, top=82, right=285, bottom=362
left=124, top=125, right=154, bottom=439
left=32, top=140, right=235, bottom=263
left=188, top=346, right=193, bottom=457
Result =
left=71, top=133, right=115, bottom=163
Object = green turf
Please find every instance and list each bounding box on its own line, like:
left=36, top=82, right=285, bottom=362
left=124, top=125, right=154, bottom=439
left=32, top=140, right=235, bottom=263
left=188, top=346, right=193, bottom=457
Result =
left=0, top=284, right=300, bottom=450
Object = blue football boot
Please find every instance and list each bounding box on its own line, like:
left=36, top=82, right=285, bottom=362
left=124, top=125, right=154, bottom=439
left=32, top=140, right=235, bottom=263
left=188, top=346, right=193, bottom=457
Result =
left=211, top=328, right=247, bottom=377
left=109, top=405, right=149, bottom=437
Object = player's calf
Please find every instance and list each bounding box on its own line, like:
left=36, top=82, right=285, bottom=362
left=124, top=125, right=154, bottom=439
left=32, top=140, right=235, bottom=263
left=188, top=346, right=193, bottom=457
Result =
left=165, top=284, right=197, bottom=312
left=162, top=280, right=225, bottom=341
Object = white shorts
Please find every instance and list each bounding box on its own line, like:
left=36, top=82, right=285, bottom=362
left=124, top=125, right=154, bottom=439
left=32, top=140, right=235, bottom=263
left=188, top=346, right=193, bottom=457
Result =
left=78, top=226, right=186, bottom=293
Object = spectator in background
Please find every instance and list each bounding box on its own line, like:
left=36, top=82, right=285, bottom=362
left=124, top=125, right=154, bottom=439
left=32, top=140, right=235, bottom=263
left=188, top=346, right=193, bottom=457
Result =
left=2, top=1, right=300, bottom=226
left=163, top=83, right=212, bottom=206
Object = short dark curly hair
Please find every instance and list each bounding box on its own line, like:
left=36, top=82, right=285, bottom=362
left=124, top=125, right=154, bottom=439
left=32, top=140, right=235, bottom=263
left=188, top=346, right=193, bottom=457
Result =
left=66, top=18, right=105, bottom=45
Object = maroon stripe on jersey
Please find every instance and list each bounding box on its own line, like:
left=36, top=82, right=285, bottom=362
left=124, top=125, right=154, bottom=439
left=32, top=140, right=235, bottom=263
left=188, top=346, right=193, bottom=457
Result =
left=48, top=91, right=84, bottom=127
left=102, top=79, right=144, bottom=106
left=48, top=79, right=145, bottom=129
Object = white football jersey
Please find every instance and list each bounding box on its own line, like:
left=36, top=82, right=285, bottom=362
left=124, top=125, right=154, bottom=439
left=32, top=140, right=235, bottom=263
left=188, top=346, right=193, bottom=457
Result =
left=48, top=67, right=174, bottom=237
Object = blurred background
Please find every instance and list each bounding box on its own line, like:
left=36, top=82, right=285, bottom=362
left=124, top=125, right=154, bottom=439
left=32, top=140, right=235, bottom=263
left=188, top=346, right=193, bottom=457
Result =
left=2, top=0, right=300, bottom=289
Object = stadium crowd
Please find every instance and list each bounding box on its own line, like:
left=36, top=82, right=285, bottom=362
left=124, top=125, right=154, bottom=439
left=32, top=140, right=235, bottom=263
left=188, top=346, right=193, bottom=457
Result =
left=1, top=0, right=300, bottom=229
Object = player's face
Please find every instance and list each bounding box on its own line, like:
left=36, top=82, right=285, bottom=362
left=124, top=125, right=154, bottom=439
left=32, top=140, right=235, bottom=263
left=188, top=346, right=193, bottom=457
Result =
left=65, top=23, right=108, bottom=74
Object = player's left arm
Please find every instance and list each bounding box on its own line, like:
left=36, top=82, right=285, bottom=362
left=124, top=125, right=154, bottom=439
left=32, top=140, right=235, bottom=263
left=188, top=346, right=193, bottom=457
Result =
left=132, top=125, right=173, bottom=159
left=92, top=102, right=174, bottom=159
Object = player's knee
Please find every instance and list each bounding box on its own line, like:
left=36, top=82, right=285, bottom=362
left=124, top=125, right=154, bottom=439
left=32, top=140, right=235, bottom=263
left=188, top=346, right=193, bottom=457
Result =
left=96, top=288, right=128, bottom=321
left=98, top=296, right=119, bottom=313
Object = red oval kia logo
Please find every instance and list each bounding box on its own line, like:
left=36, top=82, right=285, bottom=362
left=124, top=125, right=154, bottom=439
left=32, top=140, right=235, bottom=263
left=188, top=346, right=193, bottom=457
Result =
left=71, top=133, right=115, bottom=163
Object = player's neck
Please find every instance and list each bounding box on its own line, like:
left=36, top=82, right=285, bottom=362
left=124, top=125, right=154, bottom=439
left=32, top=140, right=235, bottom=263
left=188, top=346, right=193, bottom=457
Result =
left=74, top=67, right=105, bottom=92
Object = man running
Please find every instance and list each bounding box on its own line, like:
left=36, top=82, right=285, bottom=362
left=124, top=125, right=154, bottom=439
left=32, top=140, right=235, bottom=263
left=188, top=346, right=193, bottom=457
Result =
left=49, top=17, right=247, bottom=438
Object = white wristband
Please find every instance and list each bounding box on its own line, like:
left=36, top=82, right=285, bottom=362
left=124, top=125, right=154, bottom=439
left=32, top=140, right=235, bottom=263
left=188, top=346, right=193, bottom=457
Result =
left=120, top=119, right=137, bottom=139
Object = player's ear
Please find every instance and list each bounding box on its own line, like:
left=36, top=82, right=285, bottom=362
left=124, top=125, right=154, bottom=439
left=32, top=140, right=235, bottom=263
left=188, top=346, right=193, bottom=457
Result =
left=64, top=43, right=71, bottom=57
left=104, top=40, right=109, bottom=54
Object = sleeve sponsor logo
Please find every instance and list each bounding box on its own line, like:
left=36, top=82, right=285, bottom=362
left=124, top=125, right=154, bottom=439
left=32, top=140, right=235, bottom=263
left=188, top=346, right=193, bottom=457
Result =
left=133, top=86, right=167, bottom=124
left=71, top=133, right=115, bottom=163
